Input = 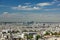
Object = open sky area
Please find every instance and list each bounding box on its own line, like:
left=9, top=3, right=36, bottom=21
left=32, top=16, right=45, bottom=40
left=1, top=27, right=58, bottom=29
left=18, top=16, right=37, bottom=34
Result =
left=0, top=0, right=60, bottom=22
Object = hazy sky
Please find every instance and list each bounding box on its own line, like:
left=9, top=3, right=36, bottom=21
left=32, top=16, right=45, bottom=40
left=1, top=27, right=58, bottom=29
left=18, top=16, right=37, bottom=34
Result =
left=0, top=0, right=60, bottom=22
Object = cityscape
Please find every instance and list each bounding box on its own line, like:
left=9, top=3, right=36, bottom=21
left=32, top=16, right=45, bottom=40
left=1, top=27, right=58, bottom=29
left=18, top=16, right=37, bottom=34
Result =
left=0, top=0, right=60, bottom=40
left=0, top=22, right=60, bottom=40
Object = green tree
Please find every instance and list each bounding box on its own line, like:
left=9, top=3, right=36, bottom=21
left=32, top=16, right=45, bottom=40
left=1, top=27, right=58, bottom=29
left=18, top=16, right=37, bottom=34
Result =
left=44, top=31, right=50, bottom=35
left=28, top=35, right=33, bottom=40
left=36, top=35, right=41, bottom=40
left=53, top=32, right=57, bottom=35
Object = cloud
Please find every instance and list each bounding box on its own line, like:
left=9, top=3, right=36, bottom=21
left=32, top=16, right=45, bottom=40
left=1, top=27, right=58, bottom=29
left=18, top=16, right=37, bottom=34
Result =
left=57, top=4, right=60, bottom=6
left=54, top=0, right=58, bottom=1
left=54, top=0, right=60, bottom=2
left=2, top=12, right=9, bottom=17
left=11, top=2, right=52, bottom=10
left=36, top=3, right=52, bottom=6
left=51, top=1, right=56, bottom=4
left=11, top=2, right=60, bottom=11
left=0, top=12, right=60, bottom=22
left=3, top=12, right=8, bottom=14
left=44, top=8, right=60, bottom=11
left=12, top=5, right=40, bottom=10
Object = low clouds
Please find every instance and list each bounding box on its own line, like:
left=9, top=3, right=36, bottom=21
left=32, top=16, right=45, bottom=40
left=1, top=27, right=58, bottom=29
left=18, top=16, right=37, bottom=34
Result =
left=0, top=12, right=60, bottom=22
